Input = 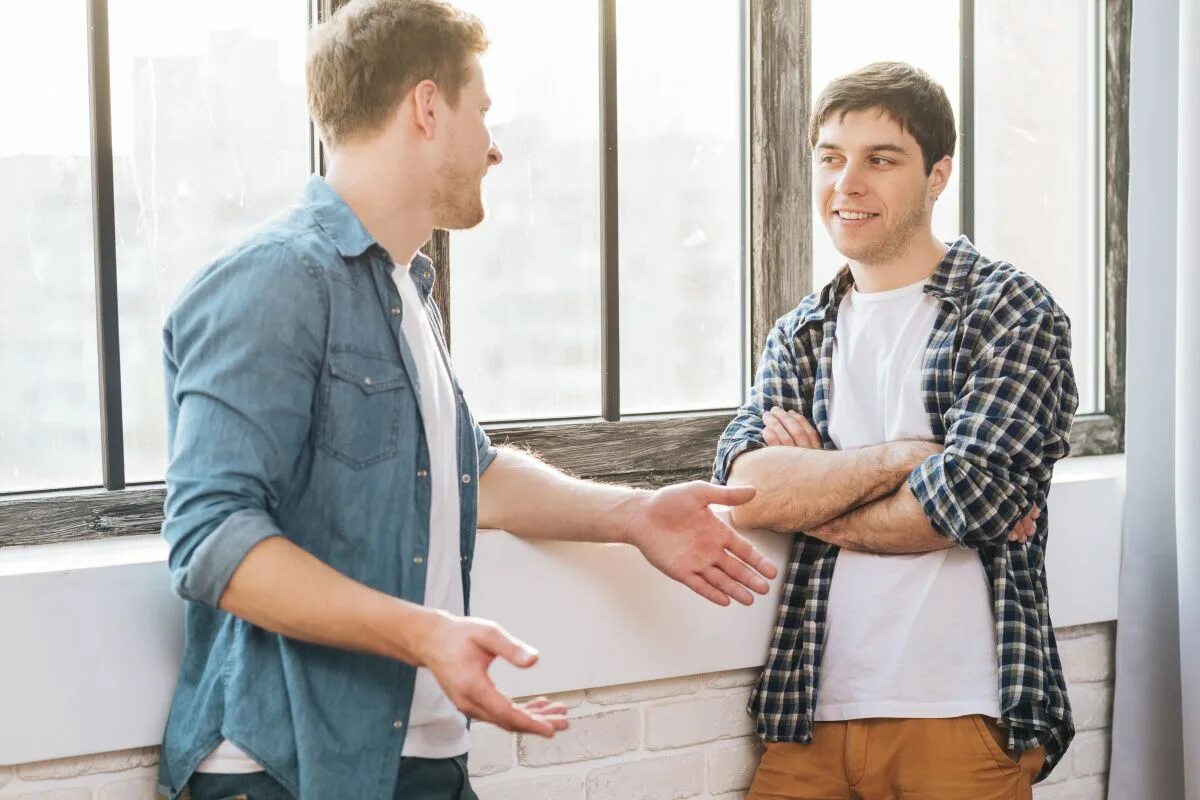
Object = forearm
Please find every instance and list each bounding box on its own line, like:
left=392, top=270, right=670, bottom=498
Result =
left=808, top=483, right=952, bottom=554
left=477, top=447, right=646, bottom=543
left=219, top=535, right=440, bottom=666
left=726, top=440, right=939, bottom=532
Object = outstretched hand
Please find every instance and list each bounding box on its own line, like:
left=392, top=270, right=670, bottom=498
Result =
left=418, top=613, right=570, bottom=737
left=623, top=481, right=779, bottom=606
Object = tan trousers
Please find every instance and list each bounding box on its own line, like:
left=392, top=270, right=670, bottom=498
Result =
left=748, top=717, right=1045, bottom=800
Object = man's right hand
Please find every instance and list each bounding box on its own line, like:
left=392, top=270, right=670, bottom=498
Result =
left=415, top=611, right=569, bottom=737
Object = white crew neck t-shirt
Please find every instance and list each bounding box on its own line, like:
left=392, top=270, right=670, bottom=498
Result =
left=392, top=263, right=470, bottom=759
left=813, top=278, right=1001, bottom=722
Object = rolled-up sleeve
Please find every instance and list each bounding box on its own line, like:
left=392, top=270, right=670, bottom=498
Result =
left=161, top=242, right=327, bottom=607
left=475, top=418, right=498, bottom=475
left=907, top=303, right=1077, bottom=549
left=713, top=314, right=810, bottom=485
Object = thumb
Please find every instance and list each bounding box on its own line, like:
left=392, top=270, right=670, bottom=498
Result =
left=481, top=624, right=539, bottom=669
left=700, top=483, right=757, bottom=507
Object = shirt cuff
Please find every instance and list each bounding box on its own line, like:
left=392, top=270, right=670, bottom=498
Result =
left=712, top=438, right=765, bottom=485
left=906, top=453, right=961, bottom=545
left=172, top=508, right=283, bottom=607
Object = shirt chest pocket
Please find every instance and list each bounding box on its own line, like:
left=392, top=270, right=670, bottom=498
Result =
left=318, top=350, right=415, bottom=468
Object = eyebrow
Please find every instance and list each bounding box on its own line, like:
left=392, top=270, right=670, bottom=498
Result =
left=815, top=142, right=909, bottom=155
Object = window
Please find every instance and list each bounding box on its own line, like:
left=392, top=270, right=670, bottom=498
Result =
left=809, top=0, right=1114, bottom=419
left=448, top=0, right=745, bottom=423
left=1, top=2, right=103, bottom=494
left=0, top=0, right=1129, bottom=546
left=111, top=0, right=310, bottom=482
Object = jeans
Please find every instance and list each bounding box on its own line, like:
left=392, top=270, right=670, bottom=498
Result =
left=184, top=755, right=478, bottom=800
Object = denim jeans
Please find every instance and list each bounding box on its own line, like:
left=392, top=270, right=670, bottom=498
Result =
left=183, top=755, right=478, bottom=800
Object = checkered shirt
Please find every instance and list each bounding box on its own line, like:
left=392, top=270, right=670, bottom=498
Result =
left=713, top=237, right=1079, bottom=780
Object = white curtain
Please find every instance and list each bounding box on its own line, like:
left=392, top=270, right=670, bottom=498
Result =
left=1174, top=0, right=1200, bottom=791
left=1109, top=0, right=1199, bottom=796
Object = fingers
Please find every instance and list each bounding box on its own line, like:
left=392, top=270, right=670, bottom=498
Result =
left=463, top=682, right=556, bottom=736
left=1006, top=510, right=1038, bottom=543
left=717, top=552, right=771, bottom=595
left=763, top=416, right=794, bottom=446
left=702, top=565, right=755, bottom=606
left=698, top=482, right=757, bottom=507
left=479, top=624, right=539, bottom=669
left=723, top=529, right=779, bottom=581
left=794, top=412, right=822, bottom=449
left=771, top=408, right=821, bottom=449
left=762, top=424, right=784, bottom=446
left=517, top=697, right=570, bottom=733
left=680, top=572, right=732, bottom=606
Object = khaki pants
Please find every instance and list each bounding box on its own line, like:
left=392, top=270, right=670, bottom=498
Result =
left=748, top=717, right=1045, bottom=800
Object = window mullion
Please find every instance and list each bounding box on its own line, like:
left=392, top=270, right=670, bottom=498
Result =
left=87, top=0, right=125, bottom=491
left=599, top=0, right=620, bottom=421
left=959, top=0, right=975, bottom=242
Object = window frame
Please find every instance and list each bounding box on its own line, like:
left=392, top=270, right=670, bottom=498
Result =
left=0, top=0, right=1129, bottom=548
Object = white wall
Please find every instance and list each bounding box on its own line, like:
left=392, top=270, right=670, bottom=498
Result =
left=0, top=456, right=1124, bottom=768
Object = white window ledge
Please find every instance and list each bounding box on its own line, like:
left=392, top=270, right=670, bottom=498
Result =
left=0, top=454, right=1124, bottom=766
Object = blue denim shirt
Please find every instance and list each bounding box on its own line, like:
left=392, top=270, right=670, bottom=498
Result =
left=157, top=176, right=497, bottom=799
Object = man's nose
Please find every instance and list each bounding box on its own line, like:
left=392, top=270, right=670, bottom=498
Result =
left=835, top=162, right=866, bottom=196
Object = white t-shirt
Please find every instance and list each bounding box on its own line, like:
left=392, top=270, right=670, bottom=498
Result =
left=393, top=263, right=470, bottom=759
left=195, top=263, right=468, bottom=774
left=813, top=278, right=1001, bottom=722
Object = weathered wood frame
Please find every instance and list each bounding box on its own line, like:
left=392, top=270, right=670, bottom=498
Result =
left=0, top=0, right=1128, bottom=547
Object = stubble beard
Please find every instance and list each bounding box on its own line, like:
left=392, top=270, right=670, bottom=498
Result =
left=432, top=161, right=486, bottom=231
left=834, top=187, right=930, bottom=267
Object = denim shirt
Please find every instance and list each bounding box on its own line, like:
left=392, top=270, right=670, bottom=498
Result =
left=156, top=176, right=497, bottom=799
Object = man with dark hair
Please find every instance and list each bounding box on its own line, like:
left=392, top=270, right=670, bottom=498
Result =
left=155, top=1, right=778, bottom=798
left=714, top=61, right=1077, bottom=798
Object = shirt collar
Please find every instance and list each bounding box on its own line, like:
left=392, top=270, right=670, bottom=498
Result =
left=304, top=174, right=439, bottom=295
left=304, top=175, right=378, bottom=259
left=402, top=253, right=438, bottom=299
left=804, top=235, right=981, bottom=324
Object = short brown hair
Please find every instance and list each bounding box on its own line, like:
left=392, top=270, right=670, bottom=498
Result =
left=809, top=62, right=956, bottom=174
left=307, top=0, right=488, bottom=148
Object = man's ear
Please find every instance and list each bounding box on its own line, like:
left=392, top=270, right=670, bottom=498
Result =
left=928, top=155, right=953, bottom=201
left=410, top=79, right=439, bottom=139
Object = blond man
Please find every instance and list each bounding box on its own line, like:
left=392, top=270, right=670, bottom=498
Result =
left=156, top=2, right=776, bottom=797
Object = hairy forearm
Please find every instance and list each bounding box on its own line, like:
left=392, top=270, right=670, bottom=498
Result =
left=477, top=447, right=646, bottom=543
left=808, top=483, right=952, bottom=554
left=726, top=440, right=939, bottom=532
left=219, top=536, right=439, bottom=666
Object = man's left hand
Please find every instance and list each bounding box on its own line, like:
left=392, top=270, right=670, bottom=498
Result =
left=623, top=482, right=779, bottom=606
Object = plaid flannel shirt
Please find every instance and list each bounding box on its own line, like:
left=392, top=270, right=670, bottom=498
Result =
left=713, top=237, right=1078, bottom=780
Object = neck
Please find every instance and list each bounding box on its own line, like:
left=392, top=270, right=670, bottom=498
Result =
left=848, top=232, right=949, bottom=293
left=325, top=146, right=433, bottom=266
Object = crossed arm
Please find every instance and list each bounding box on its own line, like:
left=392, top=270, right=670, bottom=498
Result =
left=726, top=408, right=1035, bottom=554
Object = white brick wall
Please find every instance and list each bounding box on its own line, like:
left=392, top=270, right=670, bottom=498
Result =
left=0, top=622, right=1115, bottom=800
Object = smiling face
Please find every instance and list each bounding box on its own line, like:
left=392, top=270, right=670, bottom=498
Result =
left=430, top=56, right=503, bottom=230
left=814, top=109, right=951, bottom=268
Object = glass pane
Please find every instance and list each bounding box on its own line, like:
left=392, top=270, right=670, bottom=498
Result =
left=810, top=0, right=962, bottom=292
left=974, top=1, right=1100, bottom=413
left=450, top=1, right=602, bottom=422
left=0, top=3, right=102, bottom=493
left=111, top=0, right=311, bottom=482
left=616, top=0, right=744, bottom=414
